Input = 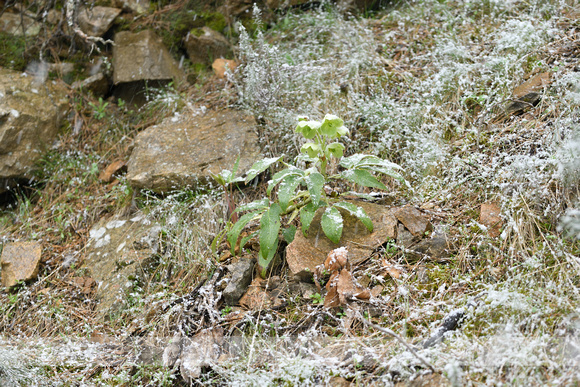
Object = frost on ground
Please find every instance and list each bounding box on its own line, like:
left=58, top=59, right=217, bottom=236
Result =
left=1, top=0, right=580, bottom=385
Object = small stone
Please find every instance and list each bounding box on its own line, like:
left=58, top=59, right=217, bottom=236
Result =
left=113, top=30, right=186, bottom=86
left=407, top=234, right=451, bottom=261
left=78, top=6, right=122, bottom=38
left=1, top=241, right=42, bottom=288
left=212, top=59, right=238, bottom=79
left=393, top=206, right=433, bottom=237
left=184, top=27, right=232, bottom=65
left=223, top=257, right=255, bottom=305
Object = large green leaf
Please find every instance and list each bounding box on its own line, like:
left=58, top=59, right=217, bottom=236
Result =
left=235, top=198, right=270, bottom=213
left=334, top=202, right=373, bottom=232
left=300, top=201, right=318, bottom=235
left=305, top=172, right=325, bottom=206
left=278, top=174, right=302, bottom=212
left=339, top=153, right=370, bottom=169
left=244, top=156, right=283, bottom=184
left=321, top=206, right=343, bottom=244
left=282, top=225, right=297, bottom=244
left=268, top=166, right=303, bottom=196
left=341, top=169, right=387, bottom=190
left=259, top=203, right=282, bottom=262
left=227, top=210, right=263, bottom=255
left=359, top=164, right=405, bottom=183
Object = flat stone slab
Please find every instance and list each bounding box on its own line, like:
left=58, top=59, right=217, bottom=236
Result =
left=113, top=30, right=186, bottom=85
left=286, top=201, right=398, bottom=280
left=1, top=241, right=42, bottom=288
left=126, top=109, right=261, bottom=192
left=83, top=213, right=161, bottom=319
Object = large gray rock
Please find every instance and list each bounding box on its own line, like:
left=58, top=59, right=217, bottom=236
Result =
left=113, top=30, right=186, bottom=86
left=78, top=6, right=122, bottom=38
left=0, top=12, right=41, bottom=36
left=83, top=213, right=161, bottom=319
left=126, top=109, right=261, bottom=192
left=0, top=67, right=68, bottom=193
left=184, top=27, right=233, bottom=65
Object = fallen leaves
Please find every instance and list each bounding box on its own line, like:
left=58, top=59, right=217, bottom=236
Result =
left=315, top=247, right=371, bottom=308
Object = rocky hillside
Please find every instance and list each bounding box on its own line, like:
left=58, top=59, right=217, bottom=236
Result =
left=1, top=0, right=580, bottom=385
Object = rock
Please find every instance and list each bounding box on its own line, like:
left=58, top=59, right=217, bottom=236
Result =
left=396, top=223, right=415, bottom=248
left=113, top=30, right=186, bottom=86
left=0, top=68, right=68, bottom=193
left=180, top=328, right=223, bottom=383
left=78, top=6, right=122, bottom=37
left=1, top=241, right=42, bottom=288
left=212, top=59, right=238, bottom=79
left=239, top=277, right=271, bottom=309
left=126, top=109, right=261, bottom=192
left=72, top=73, right=110, bottom=97
left=112, top=0, right=150, bottom=14
left=407, top=234, right=451, bottom=261
left=223, top=257, right=255, bottom=305
left=479, top=202, right=503, bottom=238
left=0, top=12, right=41, bottom=36
left=185, top=27, right=233, bottom=66
left=286, top=201, right=397, bottom=280
left=393, top=206, right=433, bottom=237
left=82, top=213, right=161, bottom=319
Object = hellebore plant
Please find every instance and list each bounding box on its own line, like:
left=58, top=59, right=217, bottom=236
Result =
left=220, top=114, right=405, bottom=277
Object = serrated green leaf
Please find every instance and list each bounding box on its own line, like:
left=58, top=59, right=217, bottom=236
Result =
left=300, top=201, right=318, bottom=235
left=235, top=198, right=270, bottom=213
left=321, top=206, right=343, bottom=244
left=341, top=169, right=388, bottom=190
left=278, top=174, right=302, bottom=212
left=227, top=210, right=263, bottom=255
left=305, top=172, right=325, bottom=206
left=268, top=167, right=303, bottom=196
left=334, top=202, right=373, bottom=232
left=259, top=203, right=282, bottom=262
left=326, top=142, right=345, bottom=159
left=244, top=156, right=283, bottom=184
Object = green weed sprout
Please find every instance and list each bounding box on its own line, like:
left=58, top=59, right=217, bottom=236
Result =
left=221, top=114, right=405, bottom=278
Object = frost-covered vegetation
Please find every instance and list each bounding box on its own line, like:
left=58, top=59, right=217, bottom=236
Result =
left=1, top=0, right=580, bottom=385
